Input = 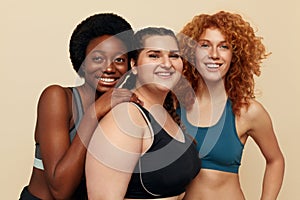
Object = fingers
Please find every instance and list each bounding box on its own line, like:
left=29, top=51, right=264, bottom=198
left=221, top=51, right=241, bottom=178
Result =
left=130, top=93, right=144, bottom=106
left=111, top=88, right=143, bottom=107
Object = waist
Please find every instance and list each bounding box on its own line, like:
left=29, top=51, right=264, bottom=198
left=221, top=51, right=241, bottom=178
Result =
left=196, top=169, right=240, bottom=188
left=186, top=170, right=245, bottom=200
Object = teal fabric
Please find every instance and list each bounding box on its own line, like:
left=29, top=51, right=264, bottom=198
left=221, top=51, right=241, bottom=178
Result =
left=179, top=99, right=244, bottom=173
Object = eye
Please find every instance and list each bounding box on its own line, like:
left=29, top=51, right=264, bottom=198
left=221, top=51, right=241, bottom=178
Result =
left=92, top=56, right=104, bottom=63
left=148, top=53, right=160, bottom=59
left=219, top=42, right=230, bottom=50
left=114, top=57, right=126, bottom=64
left=220, top=44, right=229, bottom=49
left=198, top=42, right=210, bottom=48
left=169, top=53, right=181, bottom=59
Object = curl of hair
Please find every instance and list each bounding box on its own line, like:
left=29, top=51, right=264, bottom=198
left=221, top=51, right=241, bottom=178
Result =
left=69, top=13, right=134, bottom=77
left=178, top=11, right=270, bottom=115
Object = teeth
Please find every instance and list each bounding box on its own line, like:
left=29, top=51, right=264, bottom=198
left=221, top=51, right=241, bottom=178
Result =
left=99, top=77, right=115, bottom=82
left=206, top=64, right=220, bottom=68
left=156, top=72, right=172, bottom=76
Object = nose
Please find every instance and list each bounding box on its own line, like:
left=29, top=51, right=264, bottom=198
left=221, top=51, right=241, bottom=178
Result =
left=103, top=61, right=116, bottom=73
left=161, top=55, right=172, bottom=69
left=208, top=47, right=219, bottom=59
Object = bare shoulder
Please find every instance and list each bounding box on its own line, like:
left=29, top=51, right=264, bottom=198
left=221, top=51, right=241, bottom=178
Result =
left=104, top=102, right=148, bottom=128
left=39, top=85, right=70, bottom=100
left=240, top=99, right=269, bottom=121
left=36, top=84, right=74, bottom=120
left=38, top=85, right=72, bottom=106
left=239, top=99, right=273, bottom=136
left=95, top=102, right=146, bottom=156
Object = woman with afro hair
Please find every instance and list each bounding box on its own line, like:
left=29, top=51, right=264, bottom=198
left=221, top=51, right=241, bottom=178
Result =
left=19, top=13, right=141, bottom=200
left=175, top=11, right=285, bottom=199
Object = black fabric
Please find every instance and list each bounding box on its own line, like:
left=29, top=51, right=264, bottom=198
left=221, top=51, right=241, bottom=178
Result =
left=19, top=186, right=41, bottom=200
left=72, top=179, right=88, bottom=200
left=125, top=104, right=201, bottom=199
left=19, top=184, right=87, bottom=200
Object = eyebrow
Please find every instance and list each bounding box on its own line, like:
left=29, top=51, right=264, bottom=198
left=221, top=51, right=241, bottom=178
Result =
left=90, top=50, right=127, bottom=55
left=198, top=39, right=227, bottom=43
left=145, top=49, right=180, bottom=53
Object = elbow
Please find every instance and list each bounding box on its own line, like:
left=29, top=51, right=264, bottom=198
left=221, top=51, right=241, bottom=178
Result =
left=266, top=153, right=285, bottom=174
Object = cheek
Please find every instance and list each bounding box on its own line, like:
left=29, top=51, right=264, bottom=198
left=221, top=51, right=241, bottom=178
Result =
left=83, top=60, right=103, bottom=73
left=116, top=65, right=129, bottom=75
left=136, top=67, right=152, bottom=81
left=223, top=52, right=232, bottom=61
left=175, top=61, right=183, bottom=73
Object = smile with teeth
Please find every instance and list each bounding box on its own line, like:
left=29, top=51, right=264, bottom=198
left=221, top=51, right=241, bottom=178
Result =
left=206, top=63, right=222, bottom=68
left=97, top=77, right=117, bottom=83
left=155, top=72, right=174, bottom=77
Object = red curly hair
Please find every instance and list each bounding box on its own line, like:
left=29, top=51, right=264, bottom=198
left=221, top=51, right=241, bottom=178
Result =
left=177, top=11, right=269, bottom=115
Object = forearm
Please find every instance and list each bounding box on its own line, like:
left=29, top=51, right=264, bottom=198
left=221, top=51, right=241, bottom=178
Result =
left=47, top=137, right=87, bottom=199
left=48, top=109, right=99, bottom=198
left=260, top=156, right=285, bottom=200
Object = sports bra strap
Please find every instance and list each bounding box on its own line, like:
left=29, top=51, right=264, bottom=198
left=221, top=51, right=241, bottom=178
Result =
left=69, top=87, right=84, bottom=142
left=130, top=103, right=161, bottom=197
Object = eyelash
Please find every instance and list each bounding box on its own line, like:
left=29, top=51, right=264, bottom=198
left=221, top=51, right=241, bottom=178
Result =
left=92, top=57, right=126, bottom=63
left=199, top=43, right=229, bottom=49
left=148, top=53, right=180, bottom=59
left=149, top=54, right=159, bottom=58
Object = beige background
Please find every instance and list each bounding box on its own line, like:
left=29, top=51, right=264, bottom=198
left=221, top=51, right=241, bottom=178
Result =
left=1, top=0, right=299, bottom=199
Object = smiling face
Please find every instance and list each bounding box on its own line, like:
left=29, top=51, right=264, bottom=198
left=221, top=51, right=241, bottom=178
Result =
left=133, top=35, right=183, bottom=92
left=195, top=28, right=233, bottom=83
left=83, top=35, right=129, bottom=93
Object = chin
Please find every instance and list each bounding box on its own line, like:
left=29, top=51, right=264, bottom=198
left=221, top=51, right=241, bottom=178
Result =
left=96, top=87, right=112, bottom=94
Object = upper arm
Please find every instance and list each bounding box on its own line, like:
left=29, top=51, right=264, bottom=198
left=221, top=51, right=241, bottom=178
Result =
left=86, top=103, right=145, bottom=199
left=35, top=85, right=72, bottom=175
left=245, top=100, right=283, bottom=162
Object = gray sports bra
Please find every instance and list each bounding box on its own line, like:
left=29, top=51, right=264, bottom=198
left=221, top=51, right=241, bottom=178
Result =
left=33, top=87, right=84, bottom=170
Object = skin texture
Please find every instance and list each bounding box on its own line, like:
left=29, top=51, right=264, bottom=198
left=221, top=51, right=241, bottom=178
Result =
left=85, top=32, right=186, bottom=200
left=24, top=18, right=139, bottom=199
left=180, top=25, right=285, bottom=200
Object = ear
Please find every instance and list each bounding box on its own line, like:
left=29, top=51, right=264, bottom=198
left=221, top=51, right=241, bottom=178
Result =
left=81, top=61, right=86, bottom=71
left=78, top=62, right=86, bottom=77
left=131, top=59, right=138, bottom=75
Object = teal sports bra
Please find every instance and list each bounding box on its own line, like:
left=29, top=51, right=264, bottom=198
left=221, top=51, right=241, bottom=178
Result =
left=179, top=99, right=244, bottom=173
left=33, top=87, right=84, bottom=170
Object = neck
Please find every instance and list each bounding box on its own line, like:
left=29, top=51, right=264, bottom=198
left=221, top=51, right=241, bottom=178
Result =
left=197, top=78, right=227, bottom=103
left=189, top=79, right=227, bottom=126
left=134, top=87, right=168, bottom=109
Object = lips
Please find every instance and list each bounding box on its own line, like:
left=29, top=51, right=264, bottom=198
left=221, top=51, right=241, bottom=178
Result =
left=98, top=77, right=116, bottom=83
left=205, top=63, right=222, bottom=69
left=154, top=71, right=175, bottom=78
left=96, top=75, right=119, bottom=86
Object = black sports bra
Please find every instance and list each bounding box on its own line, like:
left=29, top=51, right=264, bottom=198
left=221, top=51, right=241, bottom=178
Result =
left=125, top=104, right=201, bottom=199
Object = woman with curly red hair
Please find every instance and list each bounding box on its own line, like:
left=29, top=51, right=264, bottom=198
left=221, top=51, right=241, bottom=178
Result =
left=176, top=11, right=285, bottom=199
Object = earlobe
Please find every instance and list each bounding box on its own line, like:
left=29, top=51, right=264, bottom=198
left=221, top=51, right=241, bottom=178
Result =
left=79, top=62, right=86, bottom=76
left=81, top=62, right=86, bottom=72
